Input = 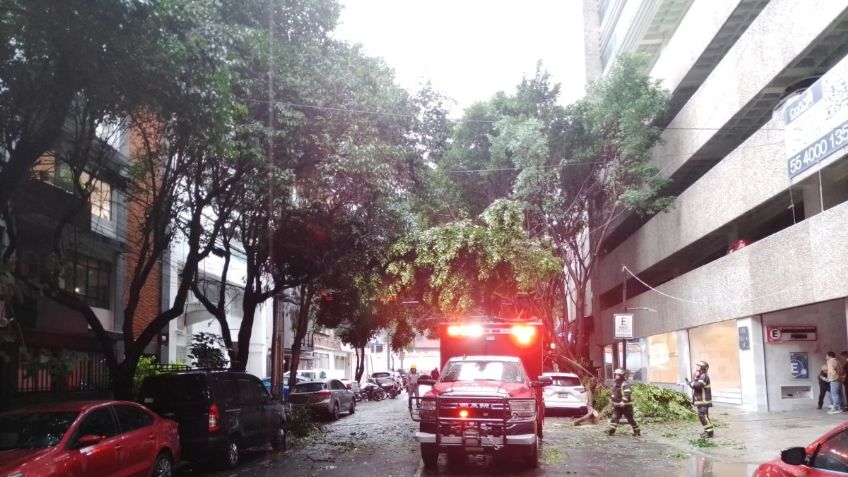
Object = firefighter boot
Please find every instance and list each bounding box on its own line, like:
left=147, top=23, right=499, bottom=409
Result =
left=700, top=431, right=714, bottom=438
left=633, top=429, right=641, bottom=437
left=606, top=428, right=616, bottom=436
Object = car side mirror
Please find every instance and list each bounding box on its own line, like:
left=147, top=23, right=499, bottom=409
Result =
left=77, top=434, right=104, bottom=448
left=780, top=447, right=807, bottom=466
left=418, top=376, right=435, bottom=386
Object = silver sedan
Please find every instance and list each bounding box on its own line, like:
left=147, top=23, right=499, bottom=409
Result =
left=286, top=379, right=356, bottom=420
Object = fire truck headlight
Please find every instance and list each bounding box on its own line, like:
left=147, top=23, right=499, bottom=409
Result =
left=511, top=325, right=536, bottom=345
left=509, top=399, right=536, bottom=420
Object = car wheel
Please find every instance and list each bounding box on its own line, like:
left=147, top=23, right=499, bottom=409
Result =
left=332, top=401, right=340, bottom=420
left=421, top=443, right=438, bottom=468
left=221, top=438, right=239, bottom=469
left=349, top=399, right=356, bottom=414
left=152, top=452, right=173, bottom=477
left=271, top=423, right=287, bottom=451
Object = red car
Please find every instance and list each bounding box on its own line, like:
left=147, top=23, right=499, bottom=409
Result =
left=0, top=400, right=180, bottom=477
left=755, top=421, right=848, bottom=476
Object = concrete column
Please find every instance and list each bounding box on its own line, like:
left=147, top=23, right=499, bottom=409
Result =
left=802, top=183, right=824, bottom=217
left=676, top=329, right=692, bottom=394
left=738, top=316, right=768, bottom=411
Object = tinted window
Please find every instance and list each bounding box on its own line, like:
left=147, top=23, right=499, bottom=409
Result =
left=75, top=408, right=118, bottom=440
left=293, top=382, right=326, bottom=393
left=811, top=430, right=848, bottom=472
left=139, top=374, right=208, bottom=407
left=115, top=405, right=153, bottom=432
left=216, top=374, right=238, bottom=404
left=237, top=377, right=265, bottom=404
left=331, top=380, right=346, bottom=390
left=0, top=411, right=78, bottom=450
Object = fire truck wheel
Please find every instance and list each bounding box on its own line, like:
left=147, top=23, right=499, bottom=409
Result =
left=421, top=443, right=438, bottom=468
left=522, top=440, right=539, bottom=469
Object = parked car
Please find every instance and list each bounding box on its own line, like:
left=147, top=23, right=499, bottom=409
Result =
left=754, top=420, right=848, bottom=476
left=139, top=370, right=287, bottom=469
left=0, top=400, right=180, bottom=477
left=263, top=375, right=305, bottom=401
left=287, top=379, right=356, bottom=420
left=541, top=372, right=588, bottom=414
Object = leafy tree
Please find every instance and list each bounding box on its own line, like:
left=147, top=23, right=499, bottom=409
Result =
left=187, top=332, right=229, bottom=369
left=385, top=199, right=561, bottom=318
left=510, top=56, right=672, bottom=360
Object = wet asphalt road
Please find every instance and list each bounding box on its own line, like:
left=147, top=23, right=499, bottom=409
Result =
left=179, top=393, right=758, bottom=477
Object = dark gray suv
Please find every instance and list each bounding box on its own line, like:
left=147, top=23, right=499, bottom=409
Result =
left=138, top=370, right=287, bottom=469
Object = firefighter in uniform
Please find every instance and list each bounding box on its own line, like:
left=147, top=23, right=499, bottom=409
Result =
left=686, top=360, right=714, bottom=438
left=606, top=368, right=641, bottom=436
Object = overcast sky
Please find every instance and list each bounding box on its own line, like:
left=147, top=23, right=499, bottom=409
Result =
left=333, top=0, right=587, bottom=117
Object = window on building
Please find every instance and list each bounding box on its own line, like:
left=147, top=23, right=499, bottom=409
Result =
left=647, top=332, right=679, bottom=384
left=316, top=353, right=329, bottom=369
left=334, top=355, right=346, bottom=370
left=32, top=155, right=112, bottom=221
left=63, top=255, right=111, bottom=309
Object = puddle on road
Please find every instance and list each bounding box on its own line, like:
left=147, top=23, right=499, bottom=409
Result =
left=676, top=455, right=757, bottom=477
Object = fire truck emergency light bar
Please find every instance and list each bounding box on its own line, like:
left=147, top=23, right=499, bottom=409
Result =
left=446, top=323, right=537, bottom=345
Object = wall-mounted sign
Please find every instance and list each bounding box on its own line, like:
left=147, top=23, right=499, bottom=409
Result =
left=738, top=326, right=750, bottom=350
left=613, top=313, right=633, bottom=339
left=777, top=53, right=848, bottom=179
left=766, top=326, right=817, bottom=343
left=790, top=352, right=809, bottom=380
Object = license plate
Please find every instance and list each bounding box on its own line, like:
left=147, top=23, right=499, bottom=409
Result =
left=463, top=428, right=480, bottom=447
left=558, top=393, right=570, bottom=398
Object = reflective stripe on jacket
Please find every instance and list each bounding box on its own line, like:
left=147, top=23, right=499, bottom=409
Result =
left=612, top=381, right=633, bottom=407
left=690, top=371, right=712, bottom=407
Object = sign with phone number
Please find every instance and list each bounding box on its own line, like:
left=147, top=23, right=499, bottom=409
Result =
left=788, top=119, right=848, bottom=178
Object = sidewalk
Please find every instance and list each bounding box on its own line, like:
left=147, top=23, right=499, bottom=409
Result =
left=644, top=404, right=848, bottom=464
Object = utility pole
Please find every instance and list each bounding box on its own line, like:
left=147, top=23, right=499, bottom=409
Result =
left=622, top=267, right=627, bottom=371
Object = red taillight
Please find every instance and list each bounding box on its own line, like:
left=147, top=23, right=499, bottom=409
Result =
left=315, top=390, right=331, bottom=400
left=208, top=404, right=220, bottom=432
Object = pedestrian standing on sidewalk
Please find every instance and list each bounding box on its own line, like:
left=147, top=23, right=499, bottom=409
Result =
left=818, top=364, right=831, bottom=409
left=685, top=360, right=714, bottom=438
left=408, top=365, right=420, bottom=399
left=606, top=368, right=640, bottom=437
left=826, top=351, right=844, bottom=414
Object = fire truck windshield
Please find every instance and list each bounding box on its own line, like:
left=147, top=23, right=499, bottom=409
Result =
left=440, top=360, right=525, bottom=384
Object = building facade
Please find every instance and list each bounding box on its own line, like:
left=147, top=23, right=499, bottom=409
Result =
left=585, top=0, right=848, bottom=411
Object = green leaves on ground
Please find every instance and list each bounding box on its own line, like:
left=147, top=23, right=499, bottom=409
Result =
left=593, top=383, right=696, bottom=422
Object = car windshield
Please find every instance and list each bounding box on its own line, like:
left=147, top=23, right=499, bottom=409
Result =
left=441, top=361, right=525, bottom=383
left=293, top=382, right=326, bottom=393
left=0, top=411, right=79, bottom=450
left=550, top=376, right=581, bottom=387
left=376, top=377, right=394, bottom=385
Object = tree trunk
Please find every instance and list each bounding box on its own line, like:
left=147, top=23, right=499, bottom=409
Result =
left=286, top=285, right=313, bottom=390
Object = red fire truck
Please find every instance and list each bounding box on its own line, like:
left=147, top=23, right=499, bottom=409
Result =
left=409, top=321, right=550, bottom=468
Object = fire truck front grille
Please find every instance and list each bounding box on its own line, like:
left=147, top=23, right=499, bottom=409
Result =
left=437, top=398, right=507, bottom=420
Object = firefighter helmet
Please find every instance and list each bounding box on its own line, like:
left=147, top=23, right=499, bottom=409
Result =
left=613, top=368, right=627, bottom=377
left=696, top=361, right=709, bottom=371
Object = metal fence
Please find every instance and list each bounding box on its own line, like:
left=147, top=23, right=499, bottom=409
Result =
left=0, top=345, right=112, bottom=411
